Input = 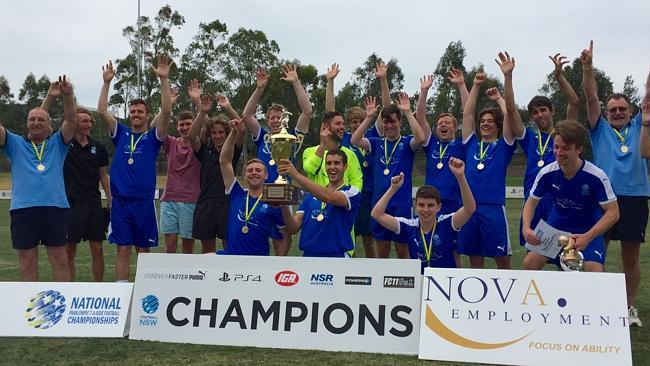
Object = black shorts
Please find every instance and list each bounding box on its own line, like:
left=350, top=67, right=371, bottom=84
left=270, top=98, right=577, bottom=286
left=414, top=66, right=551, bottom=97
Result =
left=10, top=206, right=69, bottom=250
left=192, top=201, right=229, bottom=240
left=605, top=195, right=648, bottom=243
left=68, top=200, right=106, bottom=243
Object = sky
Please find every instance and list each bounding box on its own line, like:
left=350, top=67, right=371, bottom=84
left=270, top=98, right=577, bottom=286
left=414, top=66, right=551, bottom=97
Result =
left=1, top=0, right=649, bottom=113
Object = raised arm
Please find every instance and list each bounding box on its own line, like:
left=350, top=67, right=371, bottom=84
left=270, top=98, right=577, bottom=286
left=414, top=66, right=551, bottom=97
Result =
left=550, top=53, right=579, bottom=121
left=58, top=76, right=78, bottom=144
left=281, top=64, right=313, bottom=134
left=581, top=41, right=600, bottom=130
left=97, top=60, right=118, bottom=135
left=416, top=75, right=433, bottom=142
left=325, top=63, right=339, bottom=112
left=40, top=82, right=61, bottom=111
left=215, top=94, right=240, bottom=120
left=397, top=92, right=425, bottom=148
left=447, top=67, right=469, bottom=111
left=370, top=173, right=403, bottom=233
left=219, top=119, right=241, bottom=190
left=302, top=124, right=330, bottom=176
left=153, top=54, right=173, bottom=140
left=448, top=158, right=476, bottom=229
left=640, top=102, right=650, bottom=158
left=496, top=51, right=524, bottom=139
left=242, top=67, right=266, bottom=139
left=486, top=87, right=513, bottom=143
left=375, top=61, right=391, bottom=107
left=462, top=72, right=486, bottom=140
left=278, top=159, right=350, bottom=207
left=350, top=96, right=378, bottom=151
left=150, top=86, right=178, bottom=130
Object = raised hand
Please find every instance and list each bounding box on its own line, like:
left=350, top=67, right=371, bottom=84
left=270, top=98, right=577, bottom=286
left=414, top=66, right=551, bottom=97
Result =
left=281, top=64, right=299, bottom=83
left=199, top=94, right=213, bottom=113
left=102, top=60, right=115, bottom=83
left=473, top=72, right=487, bottom=86
left=187, top=79, right=201, bottom=101
left=170, top=87, right=179, bottom=105
left=375, top=61, right=387, bottom=79
left=152, top=54, right=172, bottom=78
left=277, top=159, right=298, bottom=178
left=390, top=172, right=404, bottom=190
left=549, top=53, right=570, bottom=77
left=255, top=67, right=268, bottom=89
left=485, top=87, right=502, bottom=101
left=580, top=40, right=593, bottom=67
left=396, top=92, right=411, bottom=112
left=495, top=51, right=515, bottom=75
left=420, top=75, right=433, bottom=92
left=319, top=123, right=331, bottom=146
left=448, top=157, right=465, bottom=177
left=364, top=96, right=379, bottom=116
left=447, top=67, right=465, bottom=85
left=215, top=94, right=231, bottom=109
left=230, top=118, right=246, bottom=134
left=46, top=81, right=62, bottom=98
left=326, top=63, right=340, bottom=81
left=58, top=75, right=73, bottom=95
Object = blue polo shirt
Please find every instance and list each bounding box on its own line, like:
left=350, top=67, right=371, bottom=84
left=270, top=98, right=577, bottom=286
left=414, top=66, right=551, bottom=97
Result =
left=423, top=135, right=465, bottom=203
left=517, top=127, right=555, bottom=198
left=396, top=214, right=458, bottom=273
left=367, top=135, right=416, bottom=205
left=463, top=133, right=516, bottom=205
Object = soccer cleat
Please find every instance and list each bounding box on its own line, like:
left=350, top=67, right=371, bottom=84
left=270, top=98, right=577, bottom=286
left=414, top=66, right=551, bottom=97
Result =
left=628, top=306, right=643, bottom=328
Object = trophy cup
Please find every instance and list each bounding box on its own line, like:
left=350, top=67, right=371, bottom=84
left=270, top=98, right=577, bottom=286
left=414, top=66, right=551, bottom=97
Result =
left=262, top=110, right=300, bottom=204
left=558, top=235, right=584, bottom=272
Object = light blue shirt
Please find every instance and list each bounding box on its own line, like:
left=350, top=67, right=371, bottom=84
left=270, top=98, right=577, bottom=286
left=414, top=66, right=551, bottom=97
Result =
left=590, top=112, right=649, bottom=197
left=1, top=130, right=70, bottom=210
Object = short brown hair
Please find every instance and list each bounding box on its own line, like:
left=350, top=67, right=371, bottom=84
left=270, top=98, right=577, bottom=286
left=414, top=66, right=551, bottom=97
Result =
left=266, top=103, right=286, bottom=116
left=246, top=158, right=267, bottom=172
left=177, top=110, right=194, bottom=121
left=435, top=113, right=457, bottom=127
left=327, top=149, right=347, bottom=165
left=203, top=114, right=231, bottom=139
left=129, top=98, right=149, bottom=114
left=553, top=120, right=587, bottom=149
left=347, top=106, right=365, bottom=122
left=415, top=185, right=441, bottom=203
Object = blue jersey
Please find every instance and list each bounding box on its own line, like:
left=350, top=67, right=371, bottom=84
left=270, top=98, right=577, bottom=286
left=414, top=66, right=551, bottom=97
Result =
left=1, top=130, right=70, bottom=210
left=297, top=185, right=361, bottom=256
left=590, top=113, right=649, bottom=197
left=423, top=135, right=464, bottom=203
left=396, top=215, right=458, bottom=273
left=367, top=135, right=416, bottom=205
left=518, top=127, right=555, bottom=198
left=530, top=160, right=616, bottom=234
left=110, top=123, right=163, bottom=199
left=342, top=128, right=378, bottom=193
left=224, top=181, right=284, bottom=255
left=463, top=133, right=516, bottom=205
left=253, top=127, right=303, bottom=184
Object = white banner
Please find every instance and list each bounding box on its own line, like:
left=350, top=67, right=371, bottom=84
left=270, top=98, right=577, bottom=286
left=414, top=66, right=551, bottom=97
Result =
left=129, top=254, right=421, bottom=355
left=418, top=268, right=632, bottom=366
left=0, top=282, right=133, bottom=337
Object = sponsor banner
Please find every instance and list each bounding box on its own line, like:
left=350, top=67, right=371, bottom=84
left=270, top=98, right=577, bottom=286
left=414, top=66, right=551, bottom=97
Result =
left=130, top=254, right=421, bottom=355
left=0, top=282, right=133, bottom=337
left=418, top=268, right=632, bottom=366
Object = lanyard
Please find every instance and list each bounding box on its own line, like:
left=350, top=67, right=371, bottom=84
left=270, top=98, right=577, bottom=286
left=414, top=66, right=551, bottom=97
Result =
left=419, top=220, right=438, bottom=265
left=244, top=192, right=262, bottom=224
left=536, top=129, right=554, bottom=158
left=384, top=136, right=402, bottom=168
left=31, top=140, right=46, bottom=163
left=438, top=141, right=450, bottom=161
left=612, top=125, right=629, bottom=144
left=319, top=183, right=347, bottom=213
left=478, top=140, right=492, bottom=162
left=130, top=132, right=147, bottom=155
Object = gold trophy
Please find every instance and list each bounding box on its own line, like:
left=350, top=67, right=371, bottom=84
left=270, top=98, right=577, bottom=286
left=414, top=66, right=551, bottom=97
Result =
left=262, top=109, right=299, bottom=204
left=558, top=235, right=584, bottom=272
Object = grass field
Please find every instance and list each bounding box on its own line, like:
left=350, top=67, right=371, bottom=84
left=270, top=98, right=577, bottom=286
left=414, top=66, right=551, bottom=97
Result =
left=1, top=191, right=648, bottom=365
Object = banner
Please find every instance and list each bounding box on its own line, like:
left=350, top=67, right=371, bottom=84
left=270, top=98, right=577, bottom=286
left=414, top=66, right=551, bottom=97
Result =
left=129, top=254, right=421, bottom=355
left=417, top=268, right=632, bottom=366
left=0, top=282, right=133, bottom=337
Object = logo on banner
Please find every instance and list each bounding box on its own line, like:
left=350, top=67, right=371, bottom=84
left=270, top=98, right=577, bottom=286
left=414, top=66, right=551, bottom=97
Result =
left=219, top=272, right=231, bottom=282
left=219, top=272, right=262, bottom=283
left=25, top=290, right=66, bottom=329
left=345, top=276, right=372, bottom=285
left=310, top=274, right=334, bottom=286
left=143, top=271, right=206, bottom=281
left=142, top=295, right=159, bottom=314
left=275, top=271, right=299, bottom=286
left=384, top=276, right=415, bottom=288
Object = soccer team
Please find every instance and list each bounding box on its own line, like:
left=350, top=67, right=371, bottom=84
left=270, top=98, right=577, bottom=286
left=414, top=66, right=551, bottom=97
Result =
left=1, top=41, right=648, bottom=327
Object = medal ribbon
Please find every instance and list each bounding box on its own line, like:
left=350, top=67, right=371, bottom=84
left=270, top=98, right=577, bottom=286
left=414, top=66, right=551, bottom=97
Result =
left=129, top=132, right=147, bottom=159
left=244, top=192, right=262, bottom=226
left=419, top=220, right=438, bottom=265
left=383, top=136, right=402, bottom=171
left=319, top=183, right=347, bottom=217
left=536, top=129, right=554, bottom=158
left=438, top=141, right=450, bottom=162
left=31, top=140, right=46, bottom=164
left=478, top=140, right=491, bottom=163
left=612, top=125, right=629, bottom=145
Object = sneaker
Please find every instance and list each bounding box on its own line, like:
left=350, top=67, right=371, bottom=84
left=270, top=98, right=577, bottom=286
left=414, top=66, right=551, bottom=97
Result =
left=629, top=306, right=643, bottom=327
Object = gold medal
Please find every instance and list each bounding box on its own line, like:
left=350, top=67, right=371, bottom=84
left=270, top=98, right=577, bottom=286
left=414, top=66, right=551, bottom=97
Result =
left=362, top=161, right=368, bottom=167
left=477, top=163, right=485, bottom=170
left=269, top=159, right=276, bottom=166
left=537, top=160, right=545, bottom=168
left=383, top=168, right=390, bottom=175
left=127, top=158, right=134, bottom=165
left=316, top=213, right=324, bottom=222
left=37, top=164, right=45, bottom=171
left=241, top=226, right=249, bottom=234
left=621, top=145, right=628, bottom=153
left=436, top=162, right=443, bottom=170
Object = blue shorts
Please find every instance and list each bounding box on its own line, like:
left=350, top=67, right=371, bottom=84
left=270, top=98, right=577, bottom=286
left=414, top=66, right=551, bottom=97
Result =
left=519, top=196, right=553, bottom=246
left=160, top=201, right=196, bottom=239
left=108, top=196, right=159, bottom=248
left=372, top=204, right=412, bottom=242
left=354, top=191, right=373, bottom=236
left=457, top=203, right=510, bottom=257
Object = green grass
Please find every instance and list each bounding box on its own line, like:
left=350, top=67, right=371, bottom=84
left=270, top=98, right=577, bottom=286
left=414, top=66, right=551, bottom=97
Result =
left=1, top=198, right=648, bottom=365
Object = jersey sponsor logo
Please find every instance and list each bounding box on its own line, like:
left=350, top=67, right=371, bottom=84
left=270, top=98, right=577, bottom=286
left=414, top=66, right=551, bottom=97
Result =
left=275, top=270, right=299, bottom=286
left=219, top=272, right=262, bottom=283
left=383, top=276, right=415, bottom=288
left=551, top=183, right=560, bottom=190
left=344, top=276, right=372, bottom=285
left=310, top=274, right=334, bottom=286
left=581, top=184, right=590, bottom=196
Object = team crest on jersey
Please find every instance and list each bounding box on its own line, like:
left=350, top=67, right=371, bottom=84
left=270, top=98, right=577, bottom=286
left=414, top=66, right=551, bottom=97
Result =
left=91, top=146, right=96, bottom=154
left=581, top=184, right=590, bottom=196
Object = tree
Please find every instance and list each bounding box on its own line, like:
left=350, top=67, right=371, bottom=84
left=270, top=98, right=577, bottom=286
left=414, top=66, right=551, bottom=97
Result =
left=0, top=76, right=13, bottom=105
left=431, top=40, right=467, bottom=122
left=622, top=75, right=640, bottom=110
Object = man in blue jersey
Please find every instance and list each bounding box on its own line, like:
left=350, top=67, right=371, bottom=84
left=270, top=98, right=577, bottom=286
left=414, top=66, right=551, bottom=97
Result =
left=241, top=65, right=313, bottom=256
left=0, top=75, right=77, bottom=281
left=351, top=94, right=425, bottom=259
left=97, top=56, right=172, bottom=281
left=523, top=120, right=619, bottom=273
left=219, top=119, right=288, bottom=255
left=457, top=72, right=515, bottom=269
left=582, top=40, right=649, bottom=326
left=498, top=51, right=580, bottom=248
left=278, top=150, right=361, bottom=258
left=371, top=158, right=476, bottom=273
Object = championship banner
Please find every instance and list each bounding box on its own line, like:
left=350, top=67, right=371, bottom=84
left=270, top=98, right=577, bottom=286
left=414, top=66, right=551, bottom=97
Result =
left=0, top=282, right=133, bottom=337
left=418, top=268, right=632, bottom=366
left=129, top=254, right=421, bottom=355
